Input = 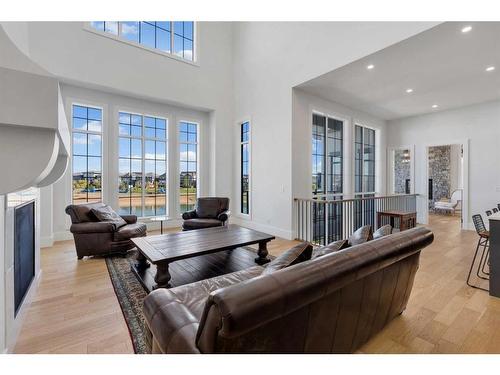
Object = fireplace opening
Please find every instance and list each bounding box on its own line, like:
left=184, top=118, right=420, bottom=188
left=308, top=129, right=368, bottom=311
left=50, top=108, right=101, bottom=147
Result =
left=14, top=200, right=35, bottom=316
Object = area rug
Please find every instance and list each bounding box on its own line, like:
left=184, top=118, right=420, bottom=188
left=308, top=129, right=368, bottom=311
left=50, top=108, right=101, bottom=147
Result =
left=105, top=246, right=267, bottom=354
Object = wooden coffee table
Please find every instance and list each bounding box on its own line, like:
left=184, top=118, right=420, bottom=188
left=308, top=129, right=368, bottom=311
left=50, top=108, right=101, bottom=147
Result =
left=131, top=225, right=275, bottom=290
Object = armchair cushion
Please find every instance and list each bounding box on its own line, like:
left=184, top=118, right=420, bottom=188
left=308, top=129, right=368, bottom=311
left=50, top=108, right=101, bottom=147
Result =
left=114, top=223, right=147, bottom=242
left=182, top=218, right=223, bottom=230
left=91, top=205, right=127, bottom=230
left=373, top=224, right=392, bottom=240
left=311, top=239, right=349, bottom=259
left=195, top=199, right=221, bottom=219
left=70, top=221, right=115, bottom=234
left=348, top=225, right=373, bottom=246
left=262, top=242, right=313, bottom=275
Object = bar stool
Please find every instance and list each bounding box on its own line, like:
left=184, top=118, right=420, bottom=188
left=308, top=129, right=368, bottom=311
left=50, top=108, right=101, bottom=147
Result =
left=486, top=210, right=492, bottom=217
left=467, top=214, right=490, bottom=291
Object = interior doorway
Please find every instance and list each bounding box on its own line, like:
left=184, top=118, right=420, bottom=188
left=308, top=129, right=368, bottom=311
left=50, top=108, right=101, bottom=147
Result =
left=425, top=142, right=467, bottom=229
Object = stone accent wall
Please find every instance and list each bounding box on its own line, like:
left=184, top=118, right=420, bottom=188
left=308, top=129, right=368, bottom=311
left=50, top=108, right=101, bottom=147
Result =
left=394, top=149, right=410, bottom=194
left=429, top=145, right=451, bottom=209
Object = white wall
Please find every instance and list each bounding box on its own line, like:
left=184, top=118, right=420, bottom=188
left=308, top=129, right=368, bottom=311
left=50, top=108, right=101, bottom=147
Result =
left=387, top=100, right=500, bottom=229
left=292, top=89, right=388, bottom=202
left=0, top=196, right=5, bottom=353
left=232, top=22, right=437, bottom=238
left=449, top=144, right=463, bottom=192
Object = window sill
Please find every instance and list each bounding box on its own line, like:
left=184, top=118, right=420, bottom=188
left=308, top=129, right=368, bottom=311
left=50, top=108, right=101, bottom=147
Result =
left=82, top=25, right=200, bottom=67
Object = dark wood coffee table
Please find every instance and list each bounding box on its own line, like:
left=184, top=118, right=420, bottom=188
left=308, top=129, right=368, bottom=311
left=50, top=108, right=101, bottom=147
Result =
left=131, top=225, right=275, bottom=290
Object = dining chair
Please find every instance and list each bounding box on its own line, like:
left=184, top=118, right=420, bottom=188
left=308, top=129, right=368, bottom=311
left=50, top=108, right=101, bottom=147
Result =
left=486, top=210, right=492, bottom=217
left=493, top=208, right=499, bottom=214
left=467, top=214, right=490, bottom=291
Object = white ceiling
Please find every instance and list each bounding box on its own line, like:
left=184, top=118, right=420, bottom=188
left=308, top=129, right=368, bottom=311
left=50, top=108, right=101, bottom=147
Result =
left=297, top=22, right=500, bottom=121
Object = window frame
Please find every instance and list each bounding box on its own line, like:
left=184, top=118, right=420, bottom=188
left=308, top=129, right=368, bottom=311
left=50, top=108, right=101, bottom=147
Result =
left=178, top=120, right=200, bottom=214
left=354, top=123, right=377, bottom=196
left=118, top=109, right=169, bottom=218
left=71, top=102, right=104, bottom=205
left=84, top=21, right=198, bottom=66
left=311, top=110, right=345, bottom=200
left=239, top=120, right=251, bottom=217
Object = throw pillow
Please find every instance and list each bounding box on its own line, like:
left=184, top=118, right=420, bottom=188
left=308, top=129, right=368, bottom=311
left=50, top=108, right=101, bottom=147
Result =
left=348, top=225, right=373, bottom=246
left=311, top=239, right=349, bottom=259
left=262, top=242, right=313, bottom=275
left=373, top=224, right=392, bottom=239
left=91, top=205, right=127, bottom=230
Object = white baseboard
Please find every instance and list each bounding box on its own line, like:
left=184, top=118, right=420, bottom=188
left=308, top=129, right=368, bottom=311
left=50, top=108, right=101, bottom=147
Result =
left=231, top=218, right=294, bottom=240
left=40, top=235, right=54, bottom=248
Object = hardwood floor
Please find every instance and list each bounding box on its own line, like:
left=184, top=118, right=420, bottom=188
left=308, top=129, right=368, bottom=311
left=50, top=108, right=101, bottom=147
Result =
left=14, top=216, right=500, bottom=353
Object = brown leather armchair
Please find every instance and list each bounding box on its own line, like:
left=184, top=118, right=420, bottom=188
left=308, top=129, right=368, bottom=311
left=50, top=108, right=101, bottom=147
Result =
left=182, top=197, right=230, bottom=231
left=65, top=202, right=147, bottom=259
left=143, top=227, right=434, bottom=353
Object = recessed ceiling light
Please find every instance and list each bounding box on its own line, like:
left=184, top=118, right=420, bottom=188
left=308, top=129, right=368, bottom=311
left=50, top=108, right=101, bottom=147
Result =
left=486, top=66, right=496, bottom=72
left=432, top=104, right=439, bottom=109
left=461, top=26, right=472, bottom=33
left=406, top=88, right=414, bottom=93
left=367, top=64, right=374, bottom=70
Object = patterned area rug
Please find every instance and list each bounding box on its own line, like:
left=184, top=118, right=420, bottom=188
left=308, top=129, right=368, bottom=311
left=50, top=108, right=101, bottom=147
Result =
left=105, top=246, right=266, bottom=354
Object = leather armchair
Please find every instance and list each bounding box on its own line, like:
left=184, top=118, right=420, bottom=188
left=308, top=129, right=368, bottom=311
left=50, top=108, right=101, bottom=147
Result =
left=182, top=197, right=231, bottom=231
left=65, top=202, right=147, bottom=259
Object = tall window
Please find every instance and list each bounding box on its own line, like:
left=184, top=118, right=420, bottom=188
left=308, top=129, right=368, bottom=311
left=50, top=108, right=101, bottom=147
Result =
left=118, top=112, right=167, bottom=217
left=90, top=21, right=194, bottom=61
left=179, top=122, right=198, bottom=212
left=354, top=125, right=376, bottom=228
left=72, top=104, right=102, bottom=204
left=312, top=113, right=344, bottom=244
left=240, top=121, right=250, bottom=215
left=312, top=114, right=343, bottom=197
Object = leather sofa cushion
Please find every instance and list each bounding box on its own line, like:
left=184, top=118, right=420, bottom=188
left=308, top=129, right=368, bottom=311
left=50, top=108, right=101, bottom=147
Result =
left=113, top=222, right=147, bottom=241
left=183, top=218, right=223, bottom=230
left=262, top=242, right=312, bottom=275
left=348, top=225, right=373, bottom=246
left=311, top=239, right=349, bottom=259
left=91, top=205, right=127, bottom=230
left=195, top=198, right=222, bottom=218
left=145, top=266, right=264, bottom=323
left=373, top=224, right=392, bottom=240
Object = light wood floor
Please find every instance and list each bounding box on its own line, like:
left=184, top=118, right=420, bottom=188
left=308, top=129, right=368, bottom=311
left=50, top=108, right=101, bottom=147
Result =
left=14, top=215, right=500, bottom=353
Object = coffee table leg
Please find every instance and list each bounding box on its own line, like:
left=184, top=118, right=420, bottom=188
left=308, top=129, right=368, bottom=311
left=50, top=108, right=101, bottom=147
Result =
left=255, top=240, right=271, bottom=265
left=135, top=251, right=150, bottom=270
left=154, top=262, right=171, bottom=289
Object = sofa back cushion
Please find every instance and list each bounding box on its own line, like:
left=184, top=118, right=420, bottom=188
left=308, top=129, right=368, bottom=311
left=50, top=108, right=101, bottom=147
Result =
left=195, top=227, right=434, bottom=353
left=262, top=242, right=312, bottom=275
left=348, top=225, right=373, bottom=246
left=65, top=202, right=106, bottom=223
left=373, top=224, right=392, bottom=240
left=196, top=197, right=229, bottom=218
left=311, top=239, right=349, bottom=259
left=91, top=205, right=127, bottom=230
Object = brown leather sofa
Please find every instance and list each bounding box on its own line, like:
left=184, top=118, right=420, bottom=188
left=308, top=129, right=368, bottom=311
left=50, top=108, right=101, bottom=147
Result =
left=182, top=197, right=230, bottom=231
left=65, top=202, right=147, bottom=259
left=143, top=226, right=434, bottom=353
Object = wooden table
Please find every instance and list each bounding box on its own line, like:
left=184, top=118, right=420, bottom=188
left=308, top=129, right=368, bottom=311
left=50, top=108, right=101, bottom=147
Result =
left=131, top=225, right=275, bottom=290
left=377, top=210, right=416, bottom=231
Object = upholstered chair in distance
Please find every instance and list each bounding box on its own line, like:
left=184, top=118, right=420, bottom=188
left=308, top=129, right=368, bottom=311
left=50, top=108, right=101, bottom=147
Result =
left=182, top=197, right=230, bottom=231
left=65, top=202, right=147, bottom=259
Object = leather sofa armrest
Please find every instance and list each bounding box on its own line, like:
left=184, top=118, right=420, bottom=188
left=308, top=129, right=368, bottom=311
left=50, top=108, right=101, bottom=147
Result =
left=70, top=222, right=116, bottom=234
left=218, top=210, right=231, bottom=222
left=120, top=215, right=137, bottom=224
left=182, top=210, right=197, bottom=220
left=143, top=289, right=201, bottom=353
